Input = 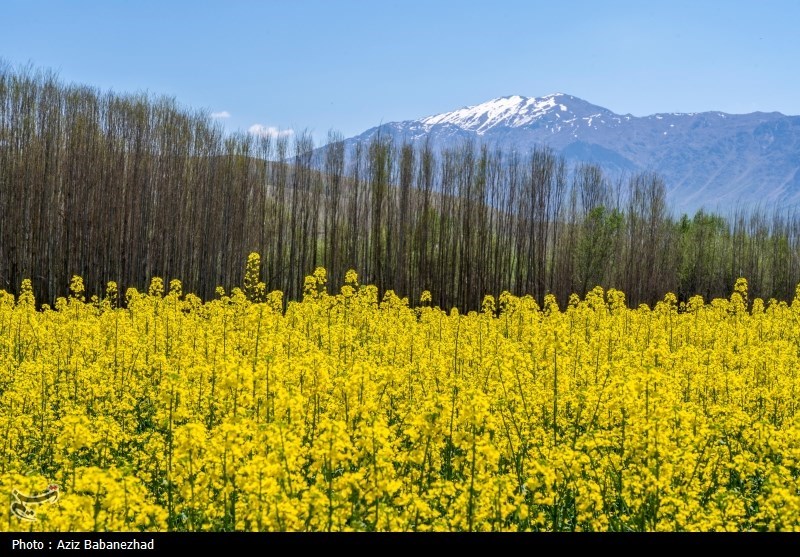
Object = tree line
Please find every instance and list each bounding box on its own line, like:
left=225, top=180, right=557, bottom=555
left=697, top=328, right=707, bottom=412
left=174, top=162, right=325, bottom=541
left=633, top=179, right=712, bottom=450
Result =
left=2, top=62, right=800, bottom=311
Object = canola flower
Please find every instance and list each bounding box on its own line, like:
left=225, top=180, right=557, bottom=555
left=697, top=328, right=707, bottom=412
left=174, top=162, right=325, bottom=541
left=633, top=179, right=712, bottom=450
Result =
left=1, top=266, right=800, bottom=531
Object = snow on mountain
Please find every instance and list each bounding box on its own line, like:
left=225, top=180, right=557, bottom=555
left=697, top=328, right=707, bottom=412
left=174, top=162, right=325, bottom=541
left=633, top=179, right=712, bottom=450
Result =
left=412, top=93, right=627, bottom=136
left=421, top=94, right=570, bottom=133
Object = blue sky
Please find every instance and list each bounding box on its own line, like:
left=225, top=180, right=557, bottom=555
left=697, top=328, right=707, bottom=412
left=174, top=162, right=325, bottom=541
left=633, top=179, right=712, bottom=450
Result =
left=2, top=0, right=799, bottom=145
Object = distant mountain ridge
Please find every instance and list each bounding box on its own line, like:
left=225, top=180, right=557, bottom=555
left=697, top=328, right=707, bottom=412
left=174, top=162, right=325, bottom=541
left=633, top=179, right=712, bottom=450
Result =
left=343, top=94, right=800, bottom=214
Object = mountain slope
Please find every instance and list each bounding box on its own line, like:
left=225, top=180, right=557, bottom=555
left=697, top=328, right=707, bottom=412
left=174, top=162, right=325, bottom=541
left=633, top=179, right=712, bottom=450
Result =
left=344, top=94, right=800, bottom=214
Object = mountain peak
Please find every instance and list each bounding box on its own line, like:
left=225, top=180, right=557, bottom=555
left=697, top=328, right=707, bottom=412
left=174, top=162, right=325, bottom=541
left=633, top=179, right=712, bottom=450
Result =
left=416, top=93, right=613, bottom=135
left=420, top=93, right=579, bottom=135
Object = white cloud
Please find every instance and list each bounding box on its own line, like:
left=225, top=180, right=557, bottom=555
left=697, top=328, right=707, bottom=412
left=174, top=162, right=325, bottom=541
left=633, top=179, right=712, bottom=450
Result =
left=248, top=124, right=294, bottom=139
left=210, top=111, right=231, bottom=119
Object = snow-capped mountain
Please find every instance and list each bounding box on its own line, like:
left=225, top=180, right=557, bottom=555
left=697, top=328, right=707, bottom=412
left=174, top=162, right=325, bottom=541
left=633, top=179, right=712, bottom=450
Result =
left=344, top=94, right=800, bottom=214
left=420, top=94, right=623, bottom=135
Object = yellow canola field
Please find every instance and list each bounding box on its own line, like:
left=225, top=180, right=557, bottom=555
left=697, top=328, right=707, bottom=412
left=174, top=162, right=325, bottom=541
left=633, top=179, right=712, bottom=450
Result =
left=1, top=266, right=800, bottom=532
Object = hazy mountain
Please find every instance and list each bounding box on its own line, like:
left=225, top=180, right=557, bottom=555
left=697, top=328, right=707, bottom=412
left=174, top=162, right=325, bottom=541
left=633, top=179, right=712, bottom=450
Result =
left=344, top=94, right=800, bottom=215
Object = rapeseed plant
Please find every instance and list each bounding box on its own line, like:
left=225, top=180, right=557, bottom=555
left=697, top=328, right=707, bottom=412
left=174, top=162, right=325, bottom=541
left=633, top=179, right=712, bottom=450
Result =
left=1, top=265, right=800, bottom=530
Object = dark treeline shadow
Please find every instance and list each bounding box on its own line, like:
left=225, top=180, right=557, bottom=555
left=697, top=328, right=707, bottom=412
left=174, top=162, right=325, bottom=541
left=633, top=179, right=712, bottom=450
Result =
left=2, top=62, right=800, bottom=311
